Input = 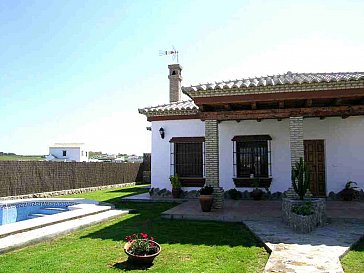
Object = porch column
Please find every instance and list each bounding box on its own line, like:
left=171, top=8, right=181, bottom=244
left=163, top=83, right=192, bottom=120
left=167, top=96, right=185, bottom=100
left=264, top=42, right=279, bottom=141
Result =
left=205, top=120, right=224, bottom=209
left=287, top=116, right=304, bottom=198
left=289, top=116, right=304, bottom=165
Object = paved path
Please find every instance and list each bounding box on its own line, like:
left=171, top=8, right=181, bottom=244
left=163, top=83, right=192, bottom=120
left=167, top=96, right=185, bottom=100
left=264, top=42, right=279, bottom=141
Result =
left=244, top=218, right=363, bottom=273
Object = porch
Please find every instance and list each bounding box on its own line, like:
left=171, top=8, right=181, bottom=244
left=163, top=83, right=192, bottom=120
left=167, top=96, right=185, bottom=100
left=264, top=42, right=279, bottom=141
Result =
left=161, top=199, right=364, bottom=222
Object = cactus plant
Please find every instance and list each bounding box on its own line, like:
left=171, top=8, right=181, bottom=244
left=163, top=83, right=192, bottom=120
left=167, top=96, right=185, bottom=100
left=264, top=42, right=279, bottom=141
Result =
left=291, top=157, right=310, bottom=200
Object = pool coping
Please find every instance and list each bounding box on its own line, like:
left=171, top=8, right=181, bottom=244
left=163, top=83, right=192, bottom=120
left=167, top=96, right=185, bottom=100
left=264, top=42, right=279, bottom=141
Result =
left=0, top=198, right=110, bottom=238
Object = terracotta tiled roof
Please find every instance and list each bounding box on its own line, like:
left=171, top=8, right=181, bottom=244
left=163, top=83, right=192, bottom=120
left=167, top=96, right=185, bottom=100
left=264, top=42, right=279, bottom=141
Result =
left=138, top=100, right=198, bottom=116
left=139, top=71, right=364, bottom=117
left=182, top=71, right=364, bottom=93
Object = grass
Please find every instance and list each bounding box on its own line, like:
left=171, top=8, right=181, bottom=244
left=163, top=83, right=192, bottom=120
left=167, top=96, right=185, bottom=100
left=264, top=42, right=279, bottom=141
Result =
left=0, top=155, right=44, bottom=161
left=341, top=237, right=364, bottom=273
left=0, top=185, right=269, bottom=273
left=60, top=184, right=149, bottom=201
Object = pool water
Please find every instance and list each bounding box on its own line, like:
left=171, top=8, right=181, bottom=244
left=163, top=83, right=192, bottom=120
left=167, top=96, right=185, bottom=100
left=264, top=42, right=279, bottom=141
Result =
left=0, top=201, right=76, bottom=225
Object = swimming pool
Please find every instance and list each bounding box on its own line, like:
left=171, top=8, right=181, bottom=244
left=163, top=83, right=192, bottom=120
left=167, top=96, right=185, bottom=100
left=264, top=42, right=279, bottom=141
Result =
left=0, top=200, right=77, bottom=225
left=0, top=198, right=125, bottom=254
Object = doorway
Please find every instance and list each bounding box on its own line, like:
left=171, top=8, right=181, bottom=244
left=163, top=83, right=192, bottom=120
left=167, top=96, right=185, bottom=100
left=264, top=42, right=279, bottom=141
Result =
left=304, top=140, right=326, bottom=197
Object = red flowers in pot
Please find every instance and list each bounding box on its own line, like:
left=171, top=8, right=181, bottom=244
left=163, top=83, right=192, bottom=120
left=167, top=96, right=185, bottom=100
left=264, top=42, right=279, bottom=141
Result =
left=124, top=233, right=161, bottom=264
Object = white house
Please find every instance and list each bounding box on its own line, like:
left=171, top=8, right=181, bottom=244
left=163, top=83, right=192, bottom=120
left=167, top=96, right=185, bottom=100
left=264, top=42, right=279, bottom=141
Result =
left=46, top=143, right=89, bottom=162
left=139, top=64, right=364, bottom=208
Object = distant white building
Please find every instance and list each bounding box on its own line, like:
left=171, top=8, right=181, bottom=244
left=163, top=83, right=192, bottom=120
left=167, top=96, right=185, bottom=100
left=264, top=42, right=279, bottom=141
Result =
left=126, top=155, right=143, bottom=163
left=45, top=143, right=89, bottom=162
left=113, top=156, right=126, bottom=163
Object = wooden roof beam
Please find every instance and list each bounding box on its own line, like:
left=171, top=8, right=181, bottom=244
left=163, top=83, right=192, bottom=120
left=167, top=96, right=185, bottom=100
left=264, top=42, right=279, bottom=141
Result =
left=335, top=98, right=343, bottom=106
left=193, top=88, right=364, bottom=105
left=223, top=104, right=231, bottom=110
left=200, top=105, right=364, bottom=121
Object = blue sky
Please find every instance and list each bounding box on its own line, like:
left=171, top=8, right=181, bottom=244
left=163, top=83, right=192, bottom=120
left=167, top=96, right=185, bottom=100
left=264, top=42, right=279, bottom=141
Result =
left=1, top=0, right=363, bottom=155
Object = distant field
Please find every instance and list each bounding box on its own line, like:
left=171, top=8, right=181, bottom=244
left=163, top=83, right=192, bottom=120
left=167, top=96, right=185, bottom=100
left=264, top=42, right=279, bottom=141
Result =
left=0, top=155, right=44, bottom=161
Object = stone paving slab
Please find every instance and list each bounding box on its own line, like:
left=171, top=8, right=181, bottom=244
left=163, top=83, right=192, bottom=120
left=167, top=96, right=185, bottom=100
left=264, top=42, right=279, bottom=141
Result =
left=162, top=199, right=282, bottom=221
left=243, top=218, right=363, bottom=273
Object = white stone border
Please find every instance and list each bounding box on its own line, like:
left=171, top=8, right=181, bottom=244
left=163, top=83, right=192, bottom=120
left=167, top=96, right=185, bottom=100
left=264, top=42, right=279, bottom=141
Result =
left=0, top=182, right=136, bottom=200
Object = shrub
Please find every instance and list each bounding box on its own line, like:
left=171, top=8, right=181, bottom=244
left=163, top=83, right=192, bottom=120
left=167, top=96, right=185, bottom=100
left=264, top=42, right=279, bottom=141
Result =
left=199, top=185, right=214, bottom=195
left=291, top=202, right=314, bottom=216
left=169, top=174, right=181, bottom=189
left=227, top=189, right=242, bottom=200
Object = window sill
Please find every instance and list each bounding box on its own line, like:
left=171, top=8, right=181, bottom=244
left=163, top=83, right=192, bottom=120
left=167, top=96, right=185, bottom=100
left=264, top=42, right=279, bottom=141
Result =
left=233, top=177, right=272, bottom=188
left=180, top=177, right=205, bottom=187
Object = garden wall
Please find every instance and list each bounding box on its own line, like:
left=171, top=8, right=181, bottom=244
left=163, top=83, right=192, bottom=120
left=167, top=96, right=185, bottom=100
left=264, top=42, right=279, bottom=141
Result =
left=0, top=161, right=144, bottom=197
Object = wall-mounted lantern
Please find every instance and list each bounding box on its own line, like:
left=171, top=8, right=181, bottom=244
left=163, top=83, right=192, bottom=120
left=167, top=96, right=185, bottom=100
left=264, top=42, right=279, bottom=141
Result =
left=159, top=127, right=165, bottom=139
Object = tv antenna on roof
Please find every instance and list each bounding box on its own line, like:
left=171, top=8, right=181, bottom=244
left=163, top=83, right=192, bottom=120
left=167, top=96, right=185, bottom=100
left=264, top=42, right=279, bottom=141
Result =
left=159, top=46, right=179, bottom=63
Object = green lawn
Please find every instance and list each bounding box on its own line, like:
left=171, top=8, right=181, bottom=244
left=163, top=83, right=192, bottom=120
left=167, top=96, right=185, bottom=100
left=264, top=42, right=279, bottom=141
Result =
left=0, top=186, right=269, bottom=273
left=341, top=237, right=364, bottom=273
left=0, top=155, right=44, bottom=161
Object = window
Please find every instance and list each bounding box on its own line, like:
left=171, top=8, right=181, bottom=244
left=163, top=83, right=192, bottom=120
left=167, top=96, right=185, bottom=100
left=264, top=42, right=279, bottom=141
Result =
left=233, top=135, right=272, bottom=178
left=170, top=137, right=205, bottom=187
left=62, top=150, right=67, bottom=157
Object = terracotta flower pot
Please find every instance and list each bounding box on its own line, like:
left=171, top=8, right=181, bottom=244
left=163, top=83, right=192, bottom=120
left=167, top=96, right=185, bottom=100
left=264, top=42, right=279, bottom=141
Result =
left=250, top=189, right=264, bottom=200
left=124, top=240, right=161, bottom=264
left=341, top=189, right=355, bottom=201
left=172, top=188, right=182, bottom=198
left=199, top=194, right=213, bottom=212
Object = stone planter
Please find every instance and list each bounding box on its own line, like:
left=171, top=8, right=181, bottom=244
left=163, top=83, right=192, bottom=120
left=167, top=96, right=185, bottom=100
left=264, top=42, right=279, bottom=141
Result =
left=282, top=198, right=326, bottom=233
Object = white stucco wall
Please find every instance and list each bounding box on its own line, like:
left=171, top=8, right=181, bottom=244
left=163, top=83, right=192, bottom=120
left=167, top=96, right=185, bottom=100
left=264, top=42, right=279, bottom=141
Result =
left=219, top=119, right=291, bottom=193
left=150, top=116, right=364, bottom=194
left=303, top=116, right=364, bottom=193
left=151, top=119, right=205, bottom=190
left=80, top=148, right=89, bottom=162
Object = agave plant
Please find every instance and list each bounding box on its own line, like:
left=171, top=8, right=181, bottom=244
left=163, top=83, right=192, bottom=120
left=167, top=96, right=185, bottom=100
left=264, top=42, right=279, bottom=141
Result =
left=291, top=157, right=310, bottom=200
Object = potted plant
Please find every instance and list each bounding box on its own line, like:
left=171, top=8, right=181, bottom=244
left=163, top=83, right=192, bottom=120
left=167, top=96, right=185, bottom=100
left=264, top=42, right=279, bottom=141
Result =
left=124, top=233, right=161, bottom=264
left=340, top=181, right=360, bottom=201
left=226, top=188, right=242, bottom=200
left=250, top=178, right=264, bottom=200
left=199, top=185, right=214, bottom=212
left=169, top=174, right=182, bottom=198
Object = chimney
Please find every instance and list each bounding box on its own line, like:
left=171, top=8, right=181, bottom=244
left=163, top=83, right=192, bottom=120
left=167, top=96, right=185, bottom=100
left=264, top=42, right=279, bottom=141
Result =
left=168, top=64, right=182, bottom=103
